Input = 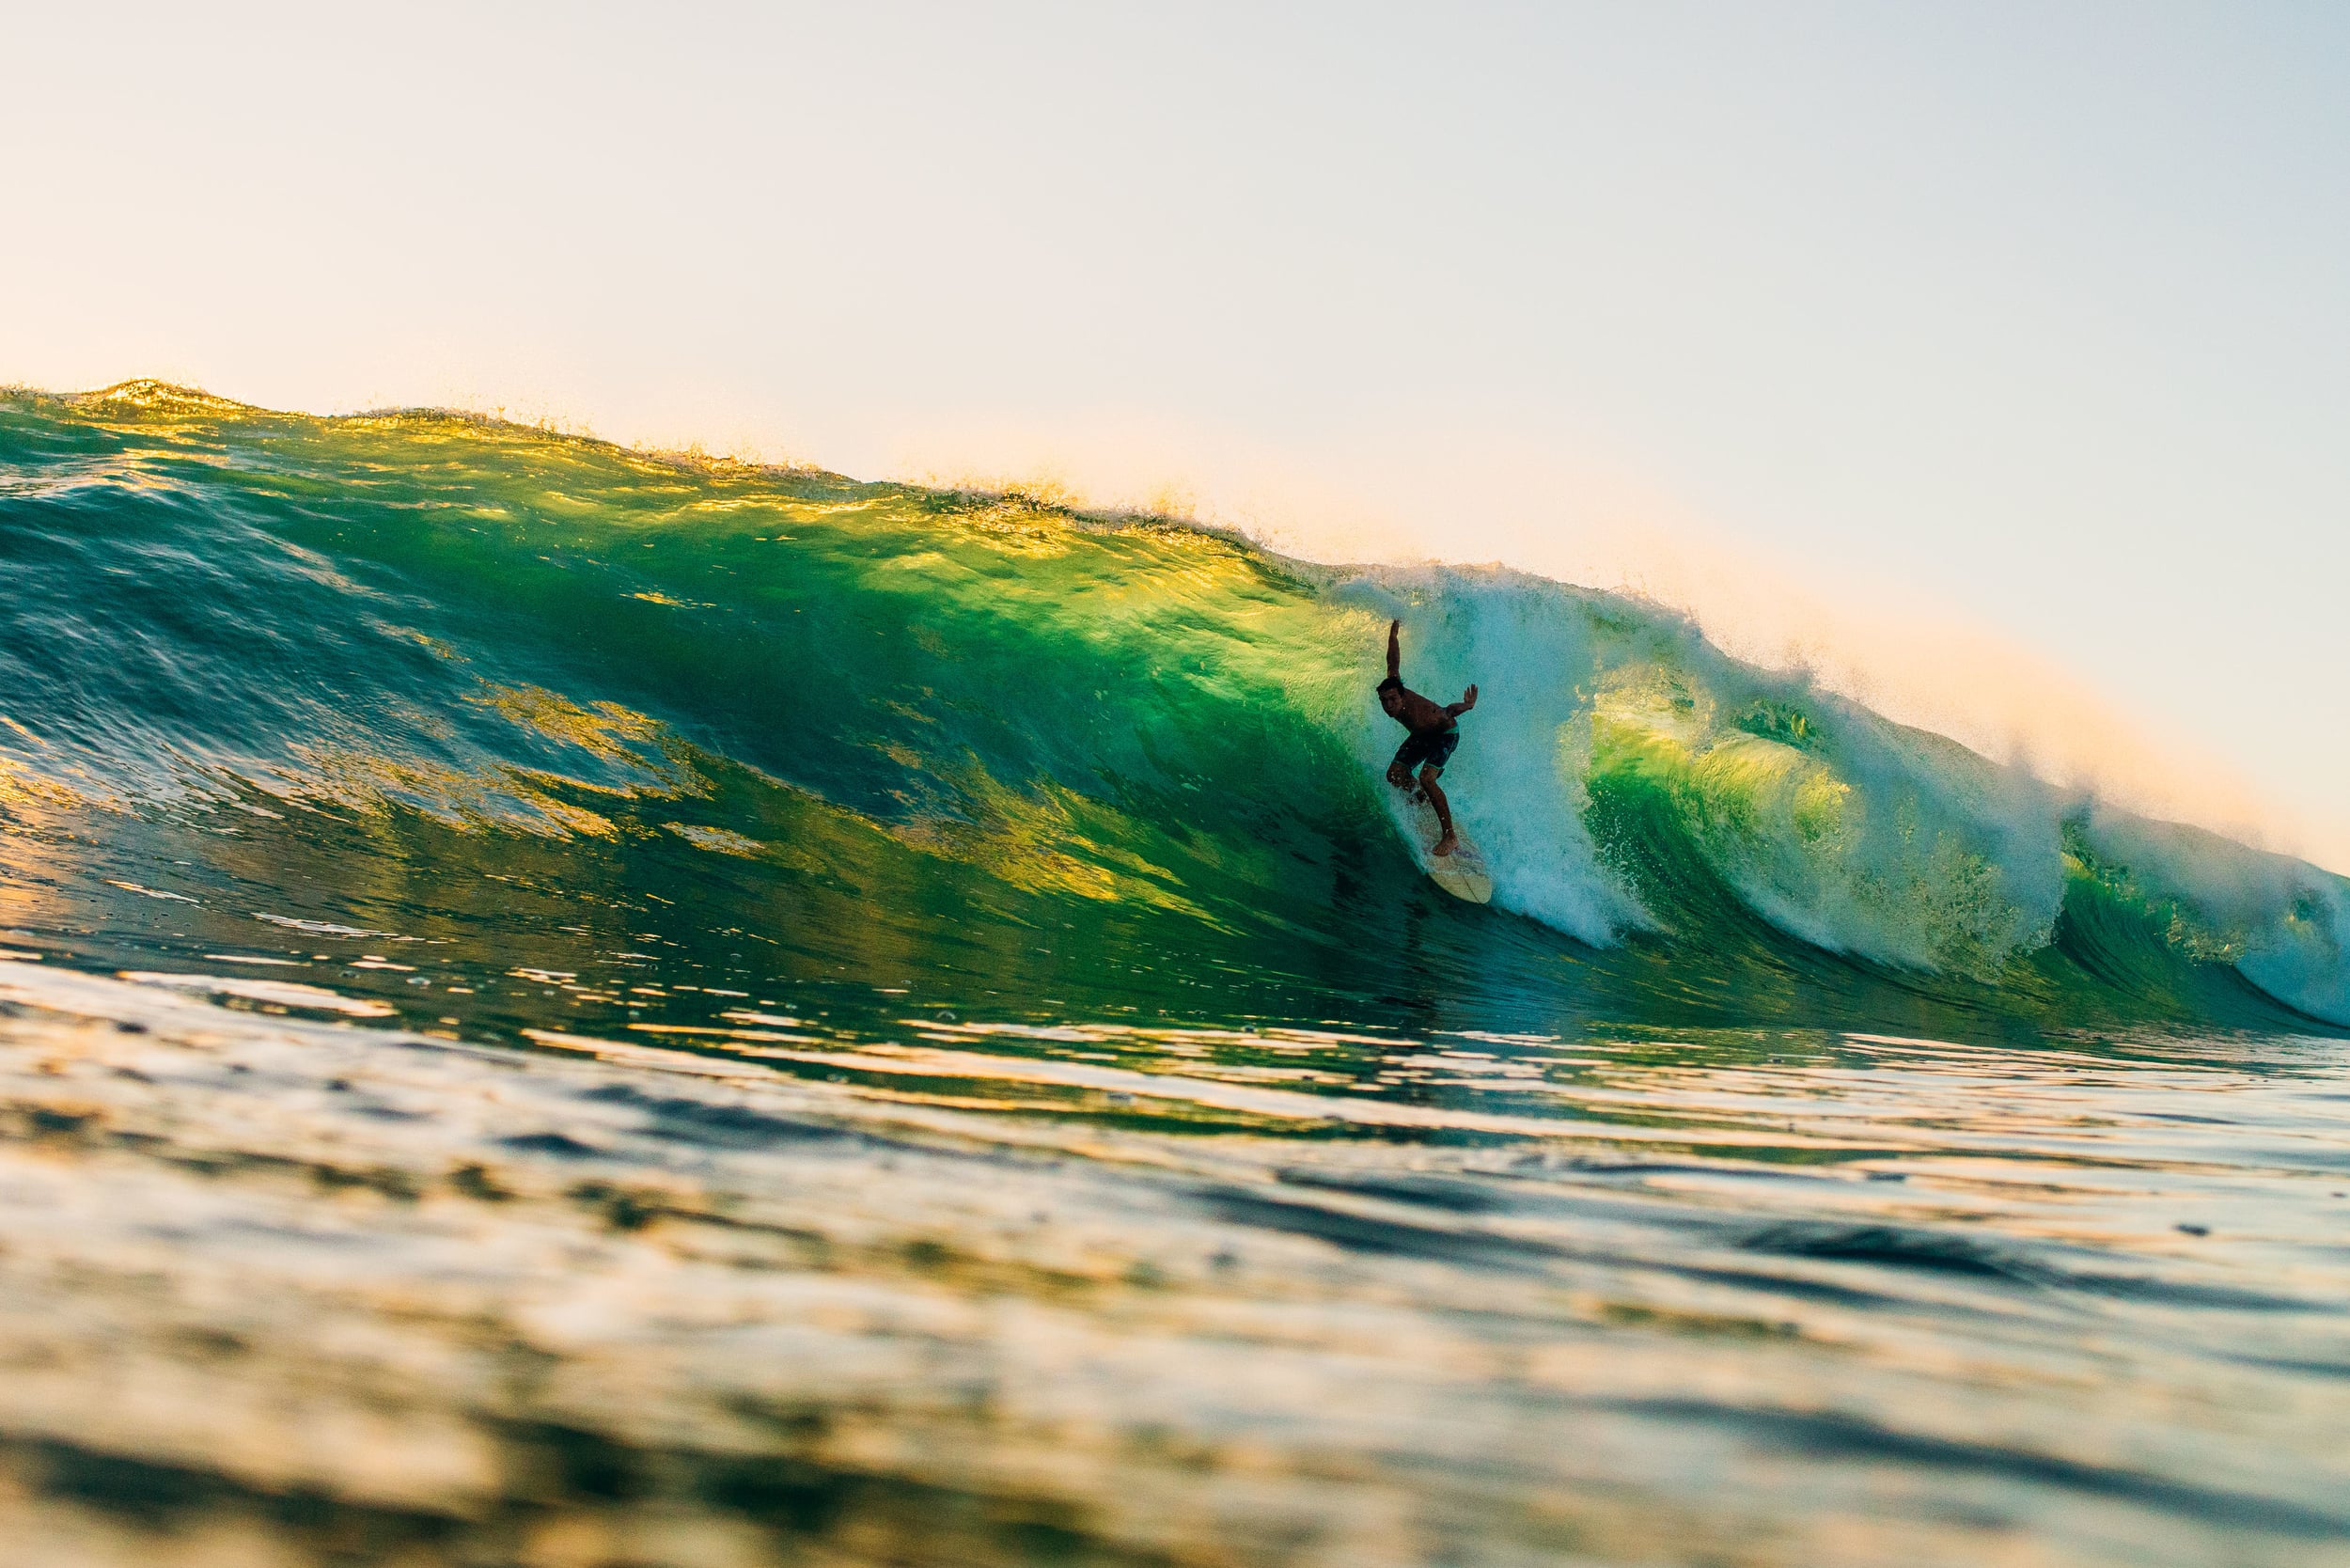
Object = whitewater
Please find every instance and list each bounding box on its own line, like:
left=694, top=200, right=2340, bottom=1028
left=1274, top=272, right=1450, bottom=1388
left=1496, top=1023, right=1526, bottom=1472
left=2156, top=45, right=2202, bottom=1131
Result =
left=1, top=382, right=2346, bottom=1567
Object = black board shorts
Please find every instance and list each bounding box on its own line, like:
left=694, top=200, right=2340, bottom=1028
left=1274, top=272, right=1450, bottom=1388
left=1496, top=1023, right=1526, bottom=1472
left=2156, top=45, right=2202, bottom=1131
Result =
left=1391, top=726, right=1460, bottom=776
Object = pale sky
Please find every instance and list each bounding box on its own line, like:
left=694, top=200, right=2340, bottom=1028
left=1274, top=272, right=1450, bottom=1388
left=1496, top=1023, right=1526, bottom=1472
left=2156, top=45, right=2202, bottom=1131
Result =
left=6, top=3, right=2345, bottom=866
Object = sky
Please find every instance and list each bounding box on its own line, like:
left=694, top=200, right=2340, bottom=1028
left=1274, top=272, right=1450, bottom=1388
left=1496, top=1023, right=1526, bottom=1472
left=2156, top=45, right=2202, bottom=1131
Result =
left=5, top=2, right=2345, bottom=866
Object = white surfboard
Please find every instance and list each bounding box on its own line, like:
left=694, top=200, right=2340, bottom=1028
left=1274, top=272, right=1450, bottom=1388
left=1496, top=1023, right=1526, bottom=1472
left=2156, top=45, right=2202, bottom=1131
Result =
left=1395, top=784, right=1494, bottom=903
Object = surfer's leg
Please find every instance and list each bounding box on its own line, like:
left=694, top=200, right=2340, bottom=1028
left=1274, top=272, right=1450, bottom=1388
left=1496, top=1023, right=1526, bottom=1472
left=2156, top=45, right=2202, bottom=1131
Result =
left=1387, top=738, right=1420, bottom=791
left=1420, top=765, right=1458, bottom=855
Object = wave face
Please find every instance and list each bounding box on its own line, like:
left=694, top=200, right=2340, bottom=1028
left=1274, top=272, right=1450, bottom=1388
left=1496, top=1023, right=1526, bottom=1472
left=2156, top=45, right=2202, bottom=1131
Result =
left=1, top=382, right=2345, bottom=1040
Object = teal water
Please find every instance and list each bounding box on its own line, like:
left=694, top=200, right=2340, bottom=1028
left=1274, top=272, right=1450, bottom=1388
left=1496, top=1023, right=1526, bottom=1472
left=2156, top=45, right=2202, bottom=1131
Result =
left=0, top=383, right=2346, bottom=1566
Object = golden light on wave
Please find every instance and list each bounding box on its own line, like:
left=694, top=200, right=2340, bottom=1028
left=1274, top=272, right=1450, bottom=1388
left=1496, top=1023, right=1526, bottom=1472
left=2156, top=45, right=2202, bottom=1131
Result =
left=865, top=411, right=2334, bottom=872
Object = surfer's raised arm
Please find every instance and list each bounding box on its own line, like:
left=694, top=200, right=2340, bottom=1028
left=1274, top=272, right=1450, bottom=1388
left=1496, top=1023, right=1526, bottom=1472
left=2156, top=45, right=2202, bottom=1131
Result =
left=1386, top=619, right=1402, bottom=682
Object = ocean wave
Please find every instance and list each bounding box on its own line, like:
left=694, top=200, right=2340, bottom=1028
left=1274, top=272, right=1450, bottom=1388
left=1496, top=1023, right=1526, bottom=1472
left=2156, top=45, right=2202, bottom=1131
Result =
left=1, top=383, right=2343, bottom=1034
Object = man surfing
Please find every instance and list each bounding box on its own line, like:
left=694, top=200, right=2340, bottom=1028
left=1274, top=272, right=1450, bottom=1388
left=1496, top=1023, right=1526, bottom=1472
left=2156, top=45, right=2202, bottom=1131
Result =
left=1378, top=619, right=1477, bottom=857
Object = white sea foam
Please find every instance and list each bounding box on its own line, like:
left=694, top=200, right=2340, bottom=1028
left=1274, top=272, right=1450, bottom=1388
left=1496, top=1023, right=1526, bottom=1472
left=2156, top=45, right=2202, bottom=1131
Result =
left=1319, top=563, right=2350, bottom=1020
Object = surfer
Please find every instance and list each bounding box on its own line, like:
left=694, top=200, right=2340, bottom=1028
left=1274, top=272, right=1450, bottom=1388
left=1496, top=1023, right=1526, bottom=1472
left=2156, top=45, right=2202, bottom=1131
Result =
left=1379, top=619, right=1477, bottom=856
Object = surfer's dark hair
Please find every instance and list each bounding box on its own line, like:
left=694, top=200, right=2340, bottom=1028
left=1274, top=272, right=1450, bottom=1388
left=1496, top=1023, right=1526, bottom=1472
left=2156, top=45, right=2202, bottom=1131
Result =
left=1376, top=676, right=1402, bottom=694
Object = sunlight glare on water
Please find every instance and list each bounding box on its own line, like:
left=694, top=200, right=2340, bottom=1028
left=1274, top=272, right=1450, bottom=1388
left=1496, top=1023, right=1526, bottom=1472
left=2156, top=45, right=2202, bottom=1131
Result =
left=1, top=962, right=2345, bottom=1566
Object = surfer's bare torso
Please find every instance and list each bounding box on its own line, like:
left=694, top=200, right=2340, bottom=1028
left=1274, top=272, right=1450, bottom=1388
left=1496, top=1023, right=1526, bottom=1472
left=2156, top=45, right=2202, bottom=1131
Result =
left=1378, top=619, right=1476, bottom=856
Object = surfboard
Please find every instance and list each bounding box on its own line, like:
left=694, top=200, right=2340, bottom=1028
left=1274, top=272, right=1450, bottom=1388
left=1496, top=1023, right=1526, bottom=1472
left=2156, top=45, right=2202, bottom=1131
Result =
left=1396, top=784, right=1494, bottom=903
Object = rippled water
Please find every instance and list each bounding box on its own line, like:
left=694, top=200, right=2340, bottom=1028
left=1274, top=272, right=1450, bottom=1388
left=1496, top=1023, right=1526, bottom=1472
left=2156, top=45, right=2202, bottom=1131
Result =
left=1, top=960, right=2344, bottom=1567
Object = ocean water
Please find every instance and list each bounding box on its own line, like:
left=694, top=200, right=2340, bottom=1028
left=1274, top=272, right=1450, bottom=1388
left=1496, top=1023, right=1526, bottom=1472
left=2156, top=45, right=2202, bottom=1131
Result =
left=0, top=382, right=2345, bottom=1566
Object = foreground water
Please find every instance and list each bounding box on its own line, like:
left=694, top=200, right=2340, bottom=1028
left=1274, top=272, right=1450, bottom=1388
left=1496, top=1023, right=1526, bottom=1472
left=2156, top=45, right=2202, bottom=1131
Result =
left=4, top=963, right=2344, bottom=1567
left=0, top=384, right=2346, bottom=1565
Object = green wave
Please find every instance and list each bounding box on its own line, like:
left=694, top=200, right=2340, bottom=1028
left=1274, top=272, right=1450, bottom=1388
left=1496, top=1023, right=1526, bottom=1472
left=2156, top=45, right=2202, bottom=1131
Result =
left=0, top=383, right=2343, bottom=1040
